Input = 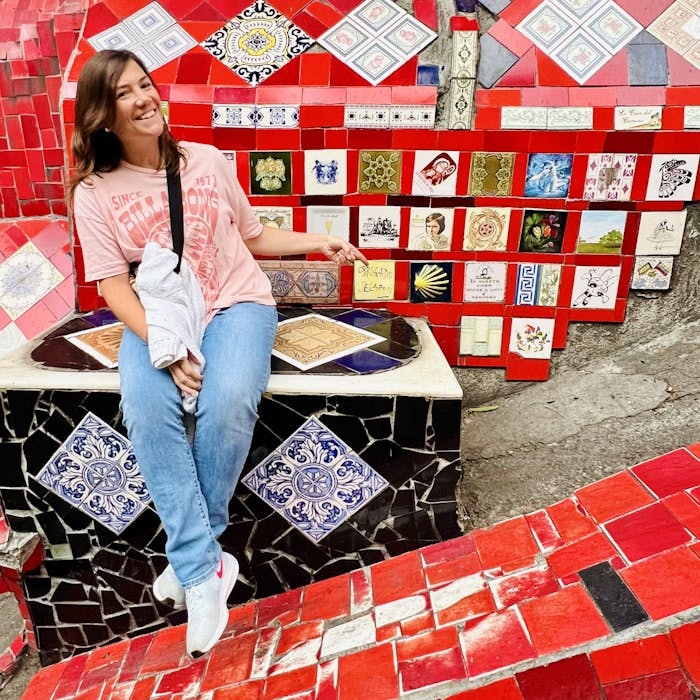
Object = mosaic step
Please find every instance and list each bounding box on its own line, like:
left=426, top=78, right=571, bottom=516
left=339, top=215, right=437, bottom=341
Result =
left=20, top=443, right=700, bottom=699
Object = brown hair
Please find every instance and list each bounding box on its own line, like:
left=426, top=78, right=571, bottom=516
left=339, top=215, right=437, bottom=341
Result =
left=68, top=49, right=185, bottom=200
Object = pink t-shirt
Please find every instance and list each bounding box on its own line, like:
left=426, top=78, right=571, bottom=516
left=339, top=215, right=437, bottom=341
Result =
left=73, top=141, right=274, bottom=316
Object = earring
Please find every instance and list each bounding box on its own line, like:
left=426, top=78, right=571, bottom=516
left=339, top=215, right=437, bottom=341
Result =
left=104, top=127, right=111, bottom=133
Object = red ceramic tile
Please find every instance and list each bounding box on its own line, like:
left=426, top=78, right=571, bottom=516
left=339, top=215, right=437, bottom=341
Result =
left=488, top=20, right=533, bottom=58
left=257, top=588, right=302, bottom=627
left=301, top=575, right=350, bottom=621
left=400, top=612, right=434, bottom=637
left=498, top=47, right=536, bottom=88
left=547, top=532, right=619, bottom=580
left=462, top=609, right=536, bottom=677
left=670, top=621, right=700, bottom=689
left=490, top=566, right=559, bottom=609
left=445, top=677, right=523, bottom=699
left=399, top=647, right=467, bottom=694
left=424, top=552, right=482, bottom=588
left=516, top=655, right=602, bottom=700
left=519, top=585, right=609, bottom=655
left=337, top=644, right=398, bottom=700
left=667, top=49, right=700, bottom=87
left=631, top=448, right=700, bottom=498
left=590, top=634, right=680, bottom=684
left=621, top=547, right=700, bottom=620
left=396, top=627, right=458, bottom=662
left=546, top=498, right=598, bottom=543
left=575, top=471, right=655, bottom=524
left=615, top=0, right=674, bottom=26
left=435, top=587, right=496, bottom=627
left=473, top=517, right=539, bottom=570
left=603, top=669, right=691, bottom=700
left=200, top=632, right=257, bottom=692
left=501, top=0, right=543, bottom=25
left=585, top=49, right=629, bottom=87
left=155, top=659, right=206, bottom=694
left=605, top=502, right=691, bottom=563
left=371, top=551, right=426, bottom=606
left=664, top=492, right=700, bottom=538
left=264, top=665, right=317, bottom=698
left=421, top=535, right=476, bottom=566
left=139, top=625, right=187, bottom=675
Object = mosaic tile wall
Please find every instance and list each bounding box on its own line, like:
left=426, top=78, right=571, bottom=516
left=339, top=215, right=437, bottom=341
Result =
left=3, top=0, right=700, bottom=377
left=0, top=386, right=461, bottom=664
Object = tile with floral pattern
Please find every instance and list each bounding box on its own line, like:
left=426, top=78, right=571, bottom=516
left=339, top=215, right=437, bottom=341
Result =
left=249, top=152, right=292, bottom=195
left=358, top=150, right=402, bottom=194
left=467, top=152, right=515, bottom=196
left=509, top=318, right=555, bottom=359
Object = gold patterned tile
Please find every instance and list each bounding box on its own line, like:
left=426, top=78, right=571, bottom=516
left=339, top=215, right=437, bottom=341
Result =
left=259, top=261, right=339, bottom=304
left=463, top=207, right=510, bottom=251
left=467, top=152, right=515, bottom=196
left=272, top=313, right=384, bottom=370
left=64, top=322, right=124, bottom=368
left=358, top=150, right=402, bottom=194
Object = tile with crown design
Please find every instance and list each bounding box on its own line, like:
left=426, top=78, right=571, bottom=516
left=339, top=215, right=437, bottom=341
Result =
left=242, top=417, right=389, bottom=542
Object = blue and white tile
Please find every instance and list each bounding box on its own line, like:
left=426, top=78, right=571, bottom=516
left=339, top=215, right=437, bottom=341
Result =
left=550, top=28, right=612, bottom=83
left=35, top=413, right=151, bottom=534
left=242, top=417, right=389, bottom=542
left=517, top=3, right=578, bottom=52
left=212, top=104, right=258, bottom=127
left=551, top=0, right=599, bottom=21
left=201, top=1, right=313, bottom=86
left=344, top=105, right=391, bottom=128
left=304, top=150, right=347, bottom=195
left=257, top=105, right=299, bottom=128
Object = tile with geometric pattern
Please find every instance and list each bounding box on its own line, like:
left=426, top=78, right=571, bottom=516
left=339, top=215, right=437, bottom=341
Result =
left=272, top=313, right=385, bottom=370
left=87, top=1, right=196, bottom=71
left=648, top=1, right=700, bottom=69
left=35, top=413, right=151, bottom=534
left=242, top=417, right=389, bottom=542
left=318, top=0, right=436, bottom=85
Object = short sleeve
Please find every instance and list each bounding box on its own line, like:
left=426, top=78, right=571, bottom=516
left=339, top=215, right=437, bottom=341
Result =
left=218, top=150, right=264, bottom=240
left=73, top=181, right=131, bottom=282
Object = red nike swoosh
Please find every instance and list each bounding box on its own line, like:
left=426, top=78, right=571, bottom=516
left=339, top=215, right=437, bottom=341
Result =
left=216, top=559, right=223, bottom=579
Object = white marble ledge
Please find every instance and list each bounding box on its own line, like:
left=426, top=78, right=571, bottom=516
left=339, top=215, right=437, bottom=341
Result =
left=0, top=318, right=463, bottom=400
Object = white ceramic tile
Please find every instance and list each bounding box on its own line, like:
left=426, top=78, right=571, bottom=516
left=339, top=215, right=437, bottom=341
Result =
left=304, top=150, right=348, bottom=195
left=212, top=104, right=258, bottom=127
left=452, top=30, right=479, bottom=79
left=501, top=107, right=548, bottom=130
left=389, top=105, right=436, bottom=129
left=463, top=208, right=510, bottom=251
left=460, top=316, right=503, bottom=356
left=646, top=154, right=700, bottom=201
left=636, top=210, right=688, bottom=255
left=447, top=78, right=475, bottom=129
left=517, top=3, right=578, bottom=51
left=252, top=206, right=293, bottom=230
left=570, top=265, right=621, bottom=309
left=407, top=208, right=455, bottom=251
left=614, top=106, right=662, bottom=130
left=412, top=151, right=460, bottom=196
left=630, top=256, right=674, bottom=290
left=547, top=106, right=593, bottom=129
left=551, top=28, right=612, bottom=83
left=509, top=318, right=556, bottom=359
left=583, top=153, right=637, bottom=201
left=344, top=105, right=390, bottom=128
left=358, top=206, right=401, bottom=248
left=321, top=614, right=375, bottom=658
left=306, top=206, right=350, bottom=240
left=684, top=105, right=700, bottom=129
left=463, top=261, right=507, bottom=303
left=0, top=323, right=26, bottom=360
left=257, top=105, right=299, bottom=128
left=582, top=2, right=642, bottom=53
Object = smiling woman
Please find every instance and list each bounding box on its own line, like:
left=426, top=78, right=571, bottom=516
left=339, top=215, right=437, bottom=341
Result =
left=67, top=49, right=367, bottom=660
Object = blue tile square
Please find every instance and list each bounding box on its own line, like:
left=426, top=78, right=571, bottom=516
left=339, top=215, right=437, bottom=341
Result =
left=417, top=64, right=440, bottom=86
left=242, top=417, right=389, bottom=542
left=334, top=349, right=402, bottom=373
left=334, top=309, right=385, bottom=328
left=36, top=413, right=151, bottom=534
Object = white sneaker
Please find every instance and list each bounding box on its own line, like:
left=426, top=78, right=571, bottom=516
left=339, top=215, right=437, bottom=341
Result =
left=185, top=552, right=238, bottom=658
left=153, top=564, right=185, bottom=609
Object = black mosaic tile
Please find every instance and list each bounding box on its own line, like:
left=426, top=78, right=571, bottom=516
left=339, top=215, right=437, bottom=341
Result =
left=579, top=561, right=649, bottom=632
left=40, top=491, right=92, bottom=531
left=323, top=523, right=373, bottom=552
left=83, top=624, right=111, bottom=645
left=359, top=548, right=385, bottom=566
left=272, top=555, right=313, bottom=590
left=28, top=600, right=56, bottom=626
left=68, top=532, right=93, bottom=559
left=121, top=508, right=161, bottom=548
left=424, top=464, right=460, bottom=503
left=132, top=604, right=158, bottom=628
left=386, top=538, right=432, bottom=557
left=271, top=528, right=332, bottom=570
left=1, top=488, right=29, bottom=511
left=55, top=602, right=103, bottom=624
left=391, top=489, right=418, bottom=518
left=300, top=195, right=345, bottom=206
left=82, top=393, right=122, bottom=424
left=258, top=400, right=307, bottom=441
left=315, top=558, right=361, bottom=581
left=43, top=409, right=75, bottom=442
left=23, top=429, right=63, bottom=477
left=397, top=509, right=437, bottom=542
left=40, top=649, right=63, bottom=666
left=362, top=441, right=434, bottom=488
left=92, top=549, right=125, bottom=574
left=253, top=561, right=285, bottom=598
left=395, top=397, right=429, bottom=449
left=99, top=589, right=123, bottom=616
left=43, top=317, right=91, bottom=340
left=365, top=417, right=392, bottom=439
left=36, top=626, right=61, bottom=650
left=5, top=391, right=39, bottom=437
left=370, top=339, right=418, bottom=361
left=432, top=502, right=462, bottom=538
left=4, top=514, right=37, bottom=534
left=318, top=413, right=369, bottom=452
left=123, top=556, right=152, bottom=582
left=37, top=511, right=68, bottom=545
left=106, top=612, right=133, bottom=636
left=348, top=487, right=394, bottom=533
left=97, top=572, right=144, bottom=604
left=432, top=400, right=462, bottom=451
left=24, top=575, right=51, bottom=598
left=328, top=395, right=393, bottom=419
left=31, top=337, right=106, bottom=370
left=44, top=559, right=98, bottom=587
left=51, top=581, right=88, bottom=603
left=386, top=195, right=430, bottom=207
left=275, top=394, right=328, bottom=417
left=0, top=442, right=26, bottom=485
left=27, top=489, right=51, bottom=512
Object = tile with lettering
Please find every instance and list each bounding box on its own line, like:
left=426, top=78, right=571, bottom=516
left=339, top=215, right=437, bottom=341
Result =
left=577, top=210, right=627, bottom=254
left=614, top=106, right=662, bottom=130
left=412, top=151, right=460, bottom=196
left=646, top=154, right=700, bottom=201
left=636, top=210, right=687, bottom=255
left=407, top=208, right=455, bottom=251
left=358, top=206, right=401, bottom=248
left=304, top=150, right=347, bottom=195
left=509, top=318, right=555, bottom=359
left=464, top=262, right=507, bottom=303
left=307, top=206, right=350, bottom=240
left=353, top=260, right=396, bottom=301
left=630, top=256, right=674, bottom=290
left=463, top=208, right=510, bottom=251
left=460, top=316, right=503, bottom=356
left=570, top=266, right=621, bottom=309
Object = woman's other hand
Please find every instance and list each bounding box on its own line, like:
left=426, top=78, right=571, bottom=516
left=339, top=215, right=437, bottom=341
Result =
left=319, top=235, right=369, bottom=266
left=167, top=354, right=202, bottom=396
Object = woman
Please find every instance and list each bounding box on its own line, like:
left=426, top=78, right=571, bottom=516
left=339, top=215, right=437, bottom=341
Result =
left=421, top=211, right=448, bottom=250
left=70, top=49, right=367, bottom=657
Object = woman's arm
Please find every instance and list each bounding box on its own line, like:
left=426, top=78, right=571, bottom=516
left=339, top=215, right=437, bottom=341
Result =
left=244, top=226, right=368, bottom=266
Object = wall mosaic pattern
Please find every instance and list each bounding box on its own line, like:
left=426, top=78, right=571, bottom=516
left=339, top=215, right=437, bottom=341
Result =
left=2, top=0, right=700, bottom=379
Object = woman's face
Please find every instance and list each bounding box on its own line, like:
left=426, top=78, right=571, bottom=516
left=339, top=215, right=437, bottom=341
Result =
left=426, top=219, right=441, bottom=238
left=111, top=59, right=164, bottom=147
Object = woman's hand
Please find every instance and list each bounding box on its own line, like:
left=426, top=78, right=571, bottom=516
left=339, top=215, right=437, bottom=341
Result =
left=167, top=353, right=202, bottom=396
left=318, top=235, right=369, bottom=266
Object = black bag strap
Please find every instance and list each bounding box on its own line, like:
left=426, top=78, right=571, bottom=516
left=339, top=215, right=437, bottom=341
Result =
left=166, top=169, right=184, bottom=274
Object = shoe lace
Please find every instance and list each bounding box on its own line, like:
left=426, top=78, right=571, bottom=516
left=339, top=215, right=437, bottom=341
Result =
left=185, top=584, right=205, bottom=614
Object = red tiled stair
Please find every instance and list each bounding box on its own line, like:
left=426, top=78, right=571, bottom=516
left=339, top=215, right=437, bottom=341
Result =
left=23, top=444, right=700, bottom=699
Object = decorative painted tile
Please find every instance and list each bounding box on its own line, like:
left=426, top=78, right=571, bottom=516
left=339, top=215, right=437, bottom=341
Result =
left=509, top=318, right=555, bottom=359
left=463, top=262, right=507, bottom=303
left=577, top=210, right=627, bottom=254
left=582, top=3, right=643, bottom=53
left=501, top=107, right=548, bottom=130
left=467, top=153, right=515, bottom=196
left=64, top=322, right=124, bottom=368
left=258, top=106, right=300, bottom=128
left=249, top=152, right=292, bottom=195
left=0, top=242, right=64, bottom=320
left=519, top=210, right=567, bottom=253
left=358, top=151, right=402, bottom=194
left=516, top=4, right=579, bottom=53
left=88, top=2, right=197, bottom=71
left=252, top=206, right=293, bottom=230
left=201, top=1, right=313, bottom=86
left=524, top=154, right=573, bottom=198
left=410, top=262, right=452, bottom=302
left=318, top=0, right=436, bottom=85
left=463, top=208, right=510, bottom=251
left=272, top=313, right=384, bottom=370
left=36, top=413, right=151, bottom=534
left=259, top=261, right=340, bottom=304
left=344, top=105, right=391, bottom=129
left=583, top=153, right=637, bottom=201
left=353, top=260, right=396, bottom=301
left=407, top=208, right=455, bottom=251
left=515, top=264, right=562, bottom=306
left=630, top=256, right=674, bottom=290
left=648, top=2, right=700, bottom=68
left=614, top=106, right=663, bottom=130
left=646, top=154, right=700, bottom=201
left=390, top=105, right=436, bottom=129
left=547, top=107, right=593, bottom=129
left=242, top=417, right=388, bottom=542
left=550, top=28, right=613, bottom=83
left=460, top=316, right=503, bottom=356
left=570, top=266, right=621, bottom=309
left=452, top=30, right=479, bottom=78
left=684, top=105, right=700, bottom=128
left=358, top=206, right=401, bottom=248
left=307, top=206, right=351, bottom=241
left=447, top=78, right=476, bottom=129
left=412, top=151, right=460, bottom=196
left=304, top=150, right=347, bottom=195
left=213, top=104, right=257, bottom=127
left=636, top=210, right=688, bottom=255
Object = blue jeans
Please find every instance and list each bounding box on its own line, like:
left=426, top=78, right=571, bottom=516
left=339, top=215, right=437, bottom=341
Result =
left=119, top=302, right=277, bottom=588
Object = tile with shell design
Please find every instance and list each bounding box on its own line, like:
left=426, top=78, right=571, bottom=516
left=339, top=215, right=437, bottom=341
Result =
left=249, top=152, right=292, bottom=195
left=410, top=262, right=452, bottom=303
left=467, top=152, right=515, bottom=196
left=358, top=150, right=402, bottom=194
